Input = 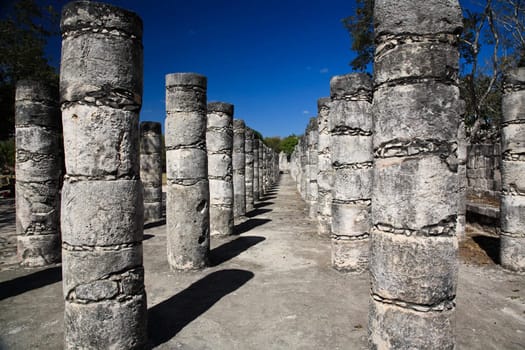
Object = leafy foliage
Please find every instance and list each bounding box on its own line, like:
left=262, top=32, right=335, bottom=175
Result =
left=342, top=0, right=374, bottom=71
left=0, top=0, right=59, bottom=140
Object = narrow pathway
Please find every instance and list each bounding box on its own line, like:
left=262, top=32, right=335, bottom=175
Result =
left=144, top=173, right=369, bottom=349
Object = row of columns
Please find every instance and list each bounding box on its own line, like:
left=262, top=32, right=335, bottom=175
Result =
left=290, top=0, right=524, bottom=348
left=13, top=1, right=279, bottom=348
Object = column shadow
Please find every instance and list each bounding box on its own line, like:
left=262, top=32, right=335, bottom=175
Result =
left=233, top=218, right=271, bottom=235
left=246, top=208, right=272, bottom=218
left=148, top=269, right=254, bottom=347
left=472, top=235, right=501, bottom=264
left=0, top=265, right=62, bottom=301
left=144, top=219, right=166, bottom=229
left=254, top=201, right=274, bottom=209
left=210, top=236, right=265, bottom=266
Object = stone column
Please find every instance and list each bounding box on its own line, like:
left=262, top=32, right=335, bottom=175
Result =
left=60, top=2, right=146, bottom=348
left=245, top=127, right=255, bottom=211
left=329, top=74, right=373, bottom=273
left=233, top=119, right=246, bottom=219
left=258, top=140, right=264, bottom=197
left=140, top=121, right=163, bottom=224
left=165, top=73, right=209, bottom=270
left=253, top=138, right=260, bottom=201
left=207, top=102, right=234, bottom=237
left=317, top=97, right=332, bottom=237
left=369, top=1, right=462, bottom=348
left=15, top=80, right=61, bottom=267
left=457, top=120, right=467, bottom=241
left=300, top=137, right=308, bottom=200
left=500, top=66, right=525, bottom=272
left=307, top=117, right=319, bottom=219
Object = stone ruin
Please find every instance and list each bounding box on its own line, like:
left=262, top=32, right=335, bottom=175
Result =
left=9, top=0, right=524, bottom=348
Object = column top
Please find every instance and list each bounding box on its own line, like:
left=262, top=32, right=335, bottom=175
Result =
left=330, top=73, right=372, bottom=99
left=208, top=102, right=234, bottom=115
left=61, top=1, right=142, bottom=39
left=317, top=97, right=331, bottom=111
left=374, top=0, right=462, bottom=37
left=15, top=80, right=60, bottom=129
left=505, top=66, right=525, bottom=86
left=140, top=121, right=161, bottom=134
left=166, top=73, right=207, bottom=88
left=233, top=119, right=246, bottom=129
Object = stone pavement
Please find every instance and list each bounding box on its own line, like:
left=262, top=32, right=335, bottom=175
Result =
left=0, top=174, right=524, bottom=349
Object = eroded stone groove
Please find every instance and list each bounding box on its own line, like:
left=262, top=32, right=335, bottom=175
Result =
left=245, top=127, right=255, bottom=211
left=500, top=66, right=525, bottom=272
left=165, top=73, right=209, bottom=270
left=60, top=2, right=146, bottom=348
left=140, top=121, right=162, bottom=223
left=369, top=1, right=462, bottom=348
left=15, top=80, right=62, bottom=267
left=316, top=97, right=332, bottom=237
left=207, top=102, right=234, bottom=236
left=233, top=119, right=246, bottom=219
left=329, top=73, right=373, bottom=273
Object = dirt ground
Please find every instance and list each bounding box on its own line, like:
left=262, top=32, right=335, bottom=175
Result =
left=0, top=174, right=524, bottom=349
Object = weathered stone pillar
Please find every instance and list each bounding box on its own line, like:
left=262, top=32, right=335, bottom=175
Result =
left=307, top=117, right=319, bottom=219
left=457, top=120, right=467, bottom=241
left=207, top=102, right=234, bottom=237
left=369, top=1, right=462, bottom=347
left=233, top=119, right=246, bottom=218
left=165, top=73, right=209, bottom=269
left=15, top=80, right=61, bottom=267
left=253, top=138, right=260, bottom=201
left=245, top=127, right=255, bottom=211
left=500, top=66, right=525, bottom=272
left=299, top=137, right=308, bottom=199
left=258, top=140, right=264, bottom=197
left=60, top=2, right=146, bottom=347
left=140, top=121, right=163, bottom=224
left=329, top=74, right=373, bottom=272
left=317, top=97, right=332, bottom=237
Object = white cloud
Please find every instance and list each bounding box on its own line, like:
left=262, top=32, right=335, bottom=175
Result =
left=320, top=68, right=329, bottom=74
left=302, top=110, right=310, bottom=115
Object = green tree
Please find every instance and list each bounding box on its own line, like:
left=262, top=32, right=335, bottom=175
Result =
left=280, top=134, right=299, bottom=156
left=342, top=0, right=374, bottom=71
left=0, top=0, right=59, bottom=140
left=263, top=136, right=281, bottom=153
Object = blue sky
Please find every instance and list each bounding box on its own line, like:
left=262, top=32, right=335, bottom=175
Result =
left=8, top=0, right=488, bottom=138
left=40, top=0, right=359, bottom=138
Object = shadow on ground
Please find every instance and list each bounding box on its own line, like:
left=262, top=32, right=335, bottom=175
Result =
left=0, top=265, right=62, bottom=300
left=210, top=236, right=265, bottom=266
left=472, top=235, right=500, bottom=264
left=246, top=208, right=272, bottom=218
left=148, top=269, right=254, bottom=347
left=233, top=218, right=271, bottom=235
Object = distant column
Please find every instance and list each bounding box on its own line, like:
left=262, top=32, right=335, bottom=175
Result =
left=140, top=121, right=163, bottom=224
left=245, top=127, right=255, bottom=211
left=165, top=73, right=209, bottom=269
left=60, top=2, right=147, bottom=348
left=317, top=97, right=332, bottom=237
left=457, top=120, right=467, bottom=241
left=500, top=66, right=525, bottom=272
left=253, top=138, right=260, bottom=201
left=329, top=74, right=373, bottom=273
left=307, top=117, right=319, bottom=219
left=233, top=119, right=246, bottom=219
left=369, top=0, right=462, bottom=347
left=258, top=140, right=264, bottom=197
left=15, top=80, right=61, bottom=267
left=207, top=102, right=234, bottom=237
